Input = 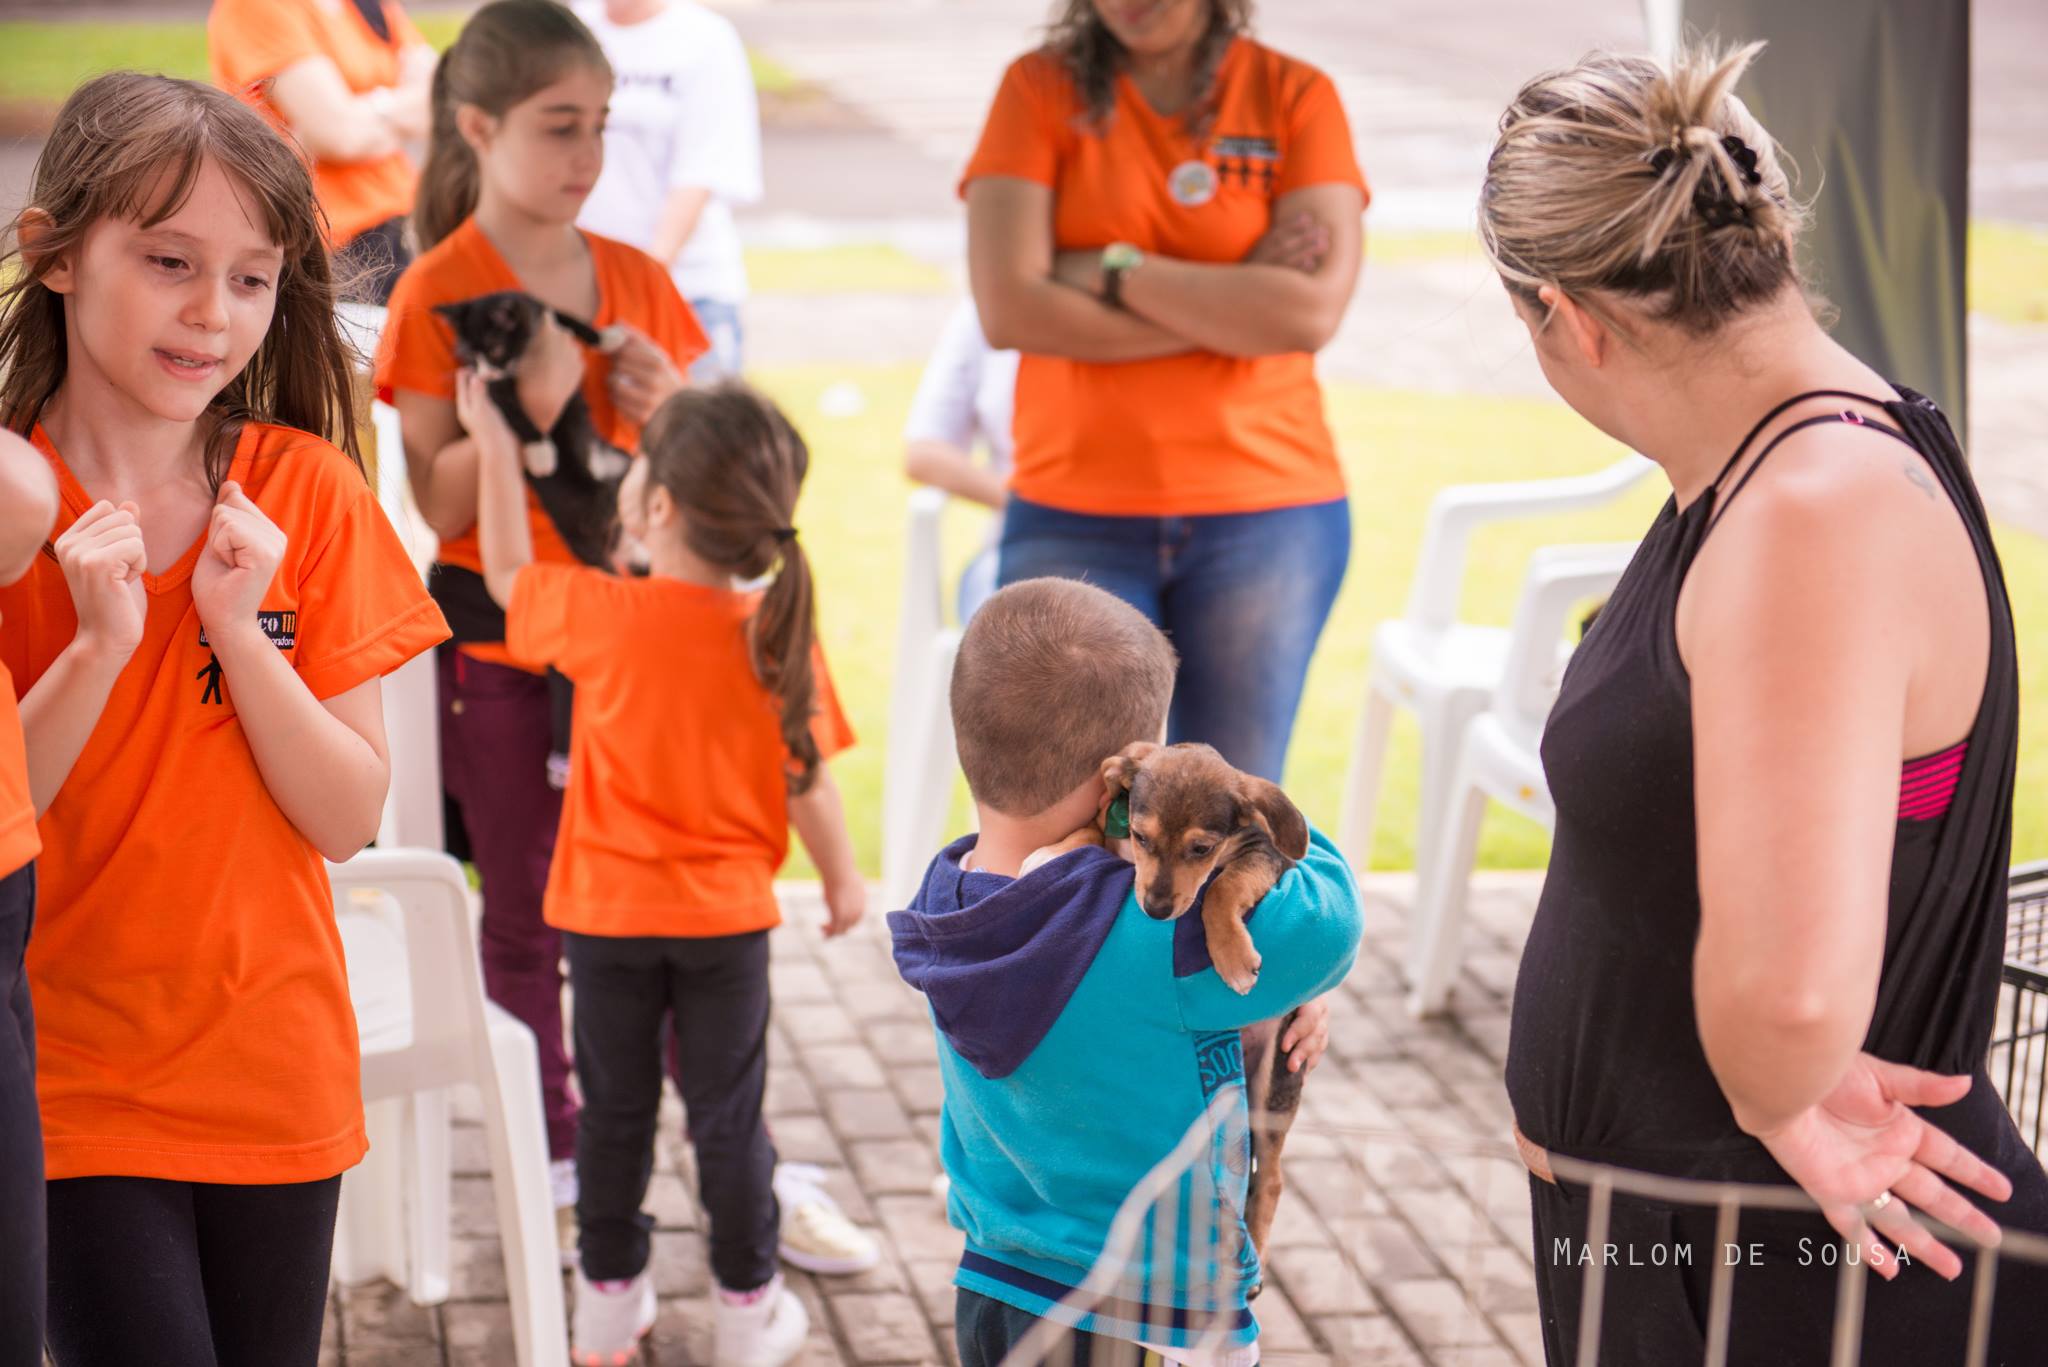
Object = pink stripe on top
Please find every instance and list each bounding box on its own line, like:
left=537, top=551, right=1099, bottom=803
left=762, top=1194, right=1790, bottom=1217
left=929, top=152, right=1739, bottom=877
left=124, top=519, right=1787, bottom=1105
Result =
left=1899, top=742, right=1968, bottom=821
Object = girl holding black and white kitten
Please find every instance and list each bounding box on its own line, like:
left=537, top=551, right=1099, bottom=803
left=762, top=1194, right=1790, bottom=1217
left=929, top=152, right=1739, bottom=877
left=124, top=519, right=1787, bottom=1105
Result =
left=373, top=0, right=707, bottom=1243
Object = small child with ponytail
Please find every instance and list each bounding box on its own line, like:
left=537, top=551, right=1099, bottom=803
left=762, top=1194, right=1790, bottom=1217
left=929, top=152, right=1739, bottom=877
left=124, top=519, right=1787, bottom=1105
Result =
left=467, top=374, right=865, bottom=1367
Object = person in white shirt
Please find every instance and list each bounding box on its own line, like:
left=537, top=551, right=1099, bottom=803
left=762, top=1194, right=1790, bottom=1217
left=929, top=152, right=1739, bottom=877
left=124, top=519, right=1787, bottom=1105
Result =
left=575, top=0, right=761, bottom=379
left=903, top=299, right=1020, bottom=621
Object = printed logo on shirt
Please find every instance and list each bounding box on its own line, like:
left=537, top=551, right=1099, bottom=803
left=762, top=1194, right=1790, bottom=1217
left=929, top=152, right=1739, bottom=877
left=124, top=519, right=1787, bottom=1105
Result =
left=1210, top=136, right=1281, bottom=193
left=616, top=72, right=679, bottom=95
left=198, top=611, right=298, bottom=652
left=1168, top=159, right=1219, bottom=207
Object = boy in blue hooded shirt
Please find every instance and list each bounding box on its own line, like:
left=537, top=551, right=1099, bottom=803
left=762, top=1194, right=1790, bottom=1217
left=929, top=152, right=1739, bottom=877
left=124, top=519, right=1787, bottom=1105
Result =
left=888, top=578, right=1364, bottom=1367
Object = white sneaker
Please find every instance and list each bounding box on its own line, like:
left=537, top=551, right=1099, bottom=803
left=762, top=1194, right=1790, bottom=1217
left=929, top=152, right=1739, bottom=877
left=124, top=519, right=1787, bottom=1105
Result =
left=553, top=1158, right=580, bottom=1271
left=774, top=1162, right=880, bottom=1275
left=572, top=1267, right=656, bottom=1367
left=713, top=1274, right=809, bottom=1367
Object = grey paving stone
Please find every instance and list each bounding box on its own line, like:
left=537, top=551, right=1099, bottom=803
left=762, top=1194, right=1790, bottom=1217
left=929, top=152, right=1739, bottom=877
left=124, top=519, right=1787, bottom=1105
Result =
left=338, top=1280, right=440, bottom=1346
left=1378, top=1278, right=1502, bottom=1350
left=850, top=1138, right=941, bottom=1195
left=823, top=1087, right=913, bottom=1142
left=829, top=1291, right=942, bottom=1363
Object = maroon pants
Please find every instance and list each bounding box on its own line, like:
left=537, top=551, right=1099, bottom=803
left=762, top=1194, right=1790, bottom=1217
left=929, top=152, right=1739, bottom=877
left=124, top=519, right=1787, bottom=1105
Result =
left=438, top=648, right=578, bottom=1160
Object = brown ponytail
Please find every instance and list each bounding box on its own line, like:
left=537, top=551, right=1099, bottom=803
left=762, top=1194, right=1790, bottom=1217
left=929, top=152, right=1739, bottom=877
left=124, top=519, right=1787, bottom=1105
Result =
left=0, top=73, right=360, bottom=486
left=638, top=385, right=824, bottom=792
left=414, top=0, right=611, bottom=251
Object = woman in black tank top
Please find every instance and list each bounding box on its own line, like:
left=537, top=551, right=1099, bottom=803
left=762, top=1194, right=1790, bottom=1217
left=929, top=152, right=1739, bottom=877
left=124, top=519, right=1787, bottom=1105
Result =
left=1478, top=42, right=2048, bottom=1362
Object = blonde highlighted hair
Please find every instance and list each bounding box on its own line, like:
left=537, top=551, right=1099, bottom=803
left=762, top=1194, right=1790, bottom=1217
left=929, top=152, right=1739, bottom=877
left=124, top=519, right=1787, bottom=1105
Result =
left=1479, top=41, right=1811, bottom=334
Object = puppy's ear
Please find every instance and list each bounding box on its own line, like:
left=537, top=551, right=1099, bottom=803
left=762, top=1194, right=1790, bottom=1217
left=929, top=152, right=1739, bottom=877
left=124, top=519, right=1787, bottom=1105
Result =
left=1099, top=740, right=1160, bottom=795
left=1238, top=776, right=1309, bottom=861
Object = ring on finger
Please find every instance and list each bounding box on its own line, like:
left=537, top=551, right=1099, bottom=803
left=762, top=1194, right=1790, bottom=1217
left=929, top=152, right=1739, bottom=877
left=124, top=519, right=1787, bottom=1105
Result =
left=1867, top=1190, right=1895, bottom=1215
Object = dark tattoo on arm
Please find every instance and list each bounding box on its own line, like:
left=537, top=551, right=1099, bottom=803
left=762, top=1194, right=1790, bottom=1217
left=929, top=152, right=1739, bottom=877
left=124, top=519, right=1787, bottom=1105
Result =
left=1903, top=459, right=1939, bottom=501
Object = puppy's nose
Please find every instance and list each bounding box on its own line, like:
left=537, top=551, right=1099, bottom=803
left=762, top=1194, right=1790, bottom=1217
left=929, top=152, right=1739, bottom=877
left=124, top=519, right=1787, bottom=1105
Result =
left=1140, top=898, right=1174, bottom=921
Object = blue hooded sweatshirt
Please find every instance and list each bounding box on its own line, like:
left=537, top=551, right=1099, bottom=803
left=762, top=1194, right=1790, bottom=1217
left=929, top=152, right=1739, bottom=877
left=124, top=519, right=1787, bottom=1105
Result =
left=888, top=827, right=1362, bottom=1353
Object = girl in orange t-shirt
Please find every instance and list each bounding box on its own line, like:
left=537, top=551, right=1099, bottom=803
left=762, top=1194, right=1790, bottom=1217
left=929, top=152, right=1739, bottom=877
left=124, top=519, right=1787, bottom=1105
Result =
left=964, top=0, right=1367, bottom=790
left=373, top=0, right=708, bottom=1222
left=0, top=74, right=447, bottom=1364
left=464, top=377, right=862, bottom=1364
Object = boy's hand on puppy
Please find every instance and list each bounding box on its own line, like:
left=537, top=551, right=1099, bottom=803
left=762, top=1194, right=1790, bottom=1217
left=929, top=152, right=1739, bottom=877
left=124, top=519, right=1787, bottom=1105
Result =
left=1280, top=995, right=1332, bottom=1075
left=821, top=876, right=867, bottom=939
left=1021, top=825, right=1102, bottom=877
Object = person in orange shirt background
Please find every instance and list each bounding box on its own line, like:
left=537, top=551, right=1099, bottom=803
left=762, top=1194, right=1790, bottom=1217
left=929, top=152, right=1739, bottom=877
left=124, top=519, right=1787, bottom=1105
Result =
left=465, top=375, right=862, bottom=1367
left=209, top=0, right=436, bottom=303
left=375, top=0, right=708, bottom=1246
left=0, top=430, right=59, bottom=1363
left=965, top=0, right=1365, bottom=794
left=0, top=72, right=448, bottom=1365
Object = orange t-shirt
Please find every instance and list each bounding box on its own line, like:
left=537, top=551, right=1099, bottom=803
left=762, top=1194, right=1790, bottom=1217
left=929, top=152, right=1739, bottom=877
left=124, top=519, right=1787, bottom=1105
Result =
left=0, top=663, right=35, bottom=880
left=507, top=564, right=853, bottom=938
left=376, top=217, right=709, bottom=667
left=961, top=38, right=1368, bottom=517
left=209, top=0, right=426, bottom=247
left=0, top=421, right=450, bottom=1183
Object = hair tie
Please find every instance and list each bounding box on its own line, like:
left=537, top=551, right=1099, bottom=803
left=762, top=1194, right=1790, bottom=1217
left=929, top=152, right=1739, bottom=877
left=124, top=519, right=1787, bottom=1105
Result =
left=1646, top=131, right=1765, bottom=229
left=772, top=526, right=798, bottom=544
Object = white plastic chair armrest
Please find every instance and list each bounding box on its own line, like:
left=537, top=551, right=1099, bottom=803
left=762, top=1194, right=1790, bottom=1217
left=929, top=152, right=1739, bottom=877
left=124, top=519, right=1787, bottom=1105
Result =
left=1493, top=542, right=1637, bottom=736
left=1405, top=455, right=1655, bottom=630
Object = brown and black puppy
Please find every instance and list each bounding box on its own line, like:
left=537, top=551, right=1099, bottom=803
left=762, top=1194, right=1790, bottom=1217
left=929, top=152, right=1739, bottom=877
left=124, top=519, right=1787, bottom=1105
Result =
left=1101, top=741, right=1310, bottom=993
left=1099, top=740, right=1314, bottom=1268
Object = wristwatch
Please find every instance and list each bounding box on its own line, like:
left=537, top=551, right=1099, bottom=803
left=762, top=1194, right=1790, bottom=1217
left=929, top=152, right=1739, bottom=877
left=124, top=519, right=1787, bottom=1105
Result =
left=1100, top=242, right=1144, bottom=307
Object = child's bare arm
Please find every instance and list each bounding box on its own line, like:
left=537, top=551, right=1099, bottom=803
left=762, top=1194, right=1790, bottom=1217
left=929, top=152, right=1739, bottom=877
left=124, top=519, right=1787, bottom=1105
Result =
left=460, top=370, right=534, bottom=608
left=194, top=483, right=389, bottom=861
left=790, top=764, right=865, bottom=937
left=0, top=431, right=57, bottom=583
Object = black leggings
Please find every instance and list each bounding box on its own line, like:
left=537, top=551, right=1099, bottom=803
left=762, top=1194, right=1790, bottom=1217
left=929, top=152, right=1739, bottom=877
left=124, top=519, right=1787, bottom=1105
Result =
left=45, top=1174, right=341, bottom=1367
left=566, top=928, right=779, bottom=1291
left=0, top=862, right=43, bottom=1367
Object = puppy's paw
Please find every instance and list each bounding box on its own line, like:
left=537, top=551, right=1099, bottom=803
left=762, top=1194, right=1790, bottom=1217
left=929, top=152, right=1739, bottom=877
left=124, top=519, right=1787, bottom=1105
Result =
left=522, top=440, right=559, bottom=477
left=1216, top=945, right=1262, bottom=996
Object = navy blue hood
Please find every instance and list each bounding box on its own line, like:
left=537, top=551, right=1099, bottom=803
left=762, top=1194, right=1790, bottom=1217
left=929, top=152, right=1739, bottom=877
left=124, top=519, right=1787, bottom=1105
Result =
left=887, top=834, right=1135, bottom=1079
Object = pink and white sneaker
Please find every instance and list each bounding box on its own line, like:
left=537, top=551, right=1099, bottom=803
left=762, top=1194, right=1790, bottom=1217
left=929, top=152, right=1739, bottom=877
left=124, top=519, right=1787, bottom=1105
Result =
left=572, top=1267, right=656, bottom=1366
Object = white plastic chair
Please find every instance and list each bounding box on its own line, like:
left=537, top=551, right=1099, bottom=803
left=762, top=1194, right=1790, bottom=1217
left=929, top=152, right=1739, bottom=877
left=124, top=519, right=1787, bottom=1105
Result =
left=1403, top=541, right=1638, bottom=1017
left=1336, top=455, right=1654, bottom=881
left=881, top=487, right=966, bottom=910
left=330, top=849, right=569, bottom=1367
left=376, top=651, right=444, bottom=852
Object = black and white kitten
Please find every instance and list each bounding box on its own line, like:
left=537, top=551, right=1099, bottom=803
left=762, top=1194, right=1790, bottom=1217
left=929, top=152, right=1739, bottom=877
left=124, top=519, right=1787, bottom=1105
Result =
left=434, top=290, right=632, bottom=567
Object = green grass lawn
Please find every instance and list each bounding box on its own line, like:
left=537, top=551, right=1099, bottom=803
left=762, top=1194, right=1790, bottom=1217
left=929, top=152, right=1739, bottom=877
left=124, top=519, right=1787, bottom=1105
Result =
left=0, top=14, right=800, bottom=105
left=754, top=361, right=2048, bottom=878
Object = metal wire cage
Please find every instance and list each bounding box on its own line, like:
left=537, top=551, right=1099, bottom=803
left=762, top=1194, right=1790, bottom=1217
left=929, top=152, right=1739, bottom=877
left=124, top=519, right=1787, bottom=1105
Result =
left=1990, top=861, right=2048, bottom=1155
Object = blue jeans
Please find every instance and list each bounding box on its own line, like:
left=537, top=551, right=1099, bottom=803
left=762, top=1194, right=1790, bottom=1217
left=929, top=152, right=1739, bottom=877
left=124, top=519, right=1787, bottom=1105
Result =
left=689, top=297, right=743, bottom=382
left=997, top=496, right=1350, bottom=782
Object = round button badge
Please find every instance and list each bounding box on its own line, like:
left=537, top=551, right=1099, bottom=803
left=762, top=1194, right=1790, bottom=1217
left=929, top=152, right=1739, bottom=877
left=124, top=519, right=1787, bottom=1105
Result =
left=1168, top=159, right=1218, bottom=207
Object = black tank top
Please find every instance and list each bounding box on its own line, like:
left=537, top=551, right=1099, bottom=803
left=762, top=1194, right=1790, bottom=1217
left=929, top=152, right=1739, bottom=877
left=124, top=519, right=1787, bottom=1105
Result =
left=1504, top=387, right=2036, bottom=1189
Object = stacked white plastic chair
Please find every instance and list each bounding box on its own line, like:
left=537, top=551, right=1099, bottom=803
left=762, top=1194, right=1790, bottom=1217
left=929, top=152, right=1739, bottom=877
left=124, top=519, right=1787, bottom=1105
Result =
left=330, top=852, right=568, bottom=1367
left=1402, top=539, right=1637, bottom=1016
left=880, top=487, right=966, bottom=911
left=1330, top=455, right=1653, bottom=1013
left=1336, top=455, right=1652, bottom=882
